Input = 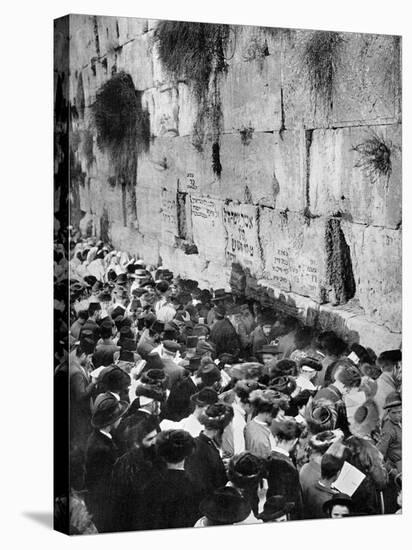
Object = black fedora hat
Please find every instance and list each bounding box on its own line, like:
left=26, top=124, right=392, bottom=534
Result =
left=91, top=393, right=129, bottom=429
left=257, top=495, right=295, bottom=521
left=322, top=493, right=352, bottom=515
left=190, top=387, right=219, bottom=407
left=200, top=487, right=251, bottom=524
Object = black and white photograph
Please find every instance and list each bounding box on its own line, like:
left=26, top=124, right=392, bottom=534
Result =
left=52, top=9, right=403, bottom=538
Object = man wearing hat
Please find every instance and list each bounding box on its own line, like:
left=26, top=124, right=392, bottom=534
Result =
left=92, top=321, right=121, bottom=367
left=227, top=452, right=263, bottom=519
left=84, top=392, right=129, bottom=532
left=158, top=340, right=186, bottom=390
left=195, top=486, right=251, bottom=527
left=80, top=302, right=102, bottom=346
left=257, top=495, right=295, bottom=522
left=141, top=430, right=199, bottom=530
left=295, top=357, right=322, bottom=393
left=259, top=344, right=282, bottom=368
left=250, top=309, right=278, bottom=358
left=377, top=391, right=402, bottom=513
left=154, top=280, right=176, bottom=323
left=209, top=303, right=240, bottom=359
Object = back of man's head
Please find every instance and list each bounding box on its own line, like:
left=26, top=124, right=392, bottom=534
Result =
left=321, top=454, right=343, bottom=481
left=88, top=302, right=101, bottom=318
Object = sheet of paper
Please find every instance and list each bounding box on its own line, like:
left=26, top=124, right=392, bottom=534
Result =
left=332, top=461, right=366, bottom=497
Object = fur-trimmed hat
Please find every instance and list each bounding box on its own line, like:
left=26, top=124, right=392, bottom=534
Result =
left=306, top=403, right=338, bottom=434
left=197, top=363, right=221, bottom=386
left=308, top=430, right=339, bottom=453
left=140, top=369, right=168, bottom=390
left=135, top=381, right=166, bottom=402
left=269, top=376, right=297, bottom=396
left=228, top=452, right=263, bottom=488
left=299, top=357, right=322, bottom=372
left=155, top=429, right=195, bottom=463
left=351, top=399, right=380, bottom=437
left=190, top=388, right=219, bottom=407
left=271, top=418, right=303, bottom=441
left=269, top=359, right=297, bottom=378
left=257, top=496, right=295, bottom=522
left=199, top=403, right=234, bottom=431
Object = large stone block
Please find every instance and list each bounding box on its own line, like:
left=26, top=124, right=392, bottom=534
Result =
left=94, top=16, right=121, bottom=58
left=331, top=34, right=401, bottom=127
left=342, top=222, right=401, bottom=332
left=69, top=15, right=97, bottom=70
left=309, top=125, right=402, bottom=228
left=135, top=185, right=162, bottom=239
left=116, top=35, right=154, bottom=91
left=260, top=209, right=327, bottom=302
left=220, top=26, right=282, bottom=132
left=142, top=86, right=179, bottom=137
left=177, top=83, right=199, bottom=138
left=116, top=17, right=148, bottom=44
left=110, top=225, right=160, bottom=264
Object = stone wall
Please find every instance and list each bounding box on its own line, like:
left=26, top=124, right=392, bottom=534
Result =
left=57, top=15, right=402, bottom=353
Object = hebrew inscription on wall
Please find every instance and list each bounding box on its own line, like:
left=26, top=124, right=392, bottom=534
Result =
left=223, top=203, right=262, bottom=274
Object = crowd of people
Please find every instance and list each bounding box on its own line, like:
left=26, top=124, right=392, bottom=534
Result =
left=54, top=235, right=402, bottom=535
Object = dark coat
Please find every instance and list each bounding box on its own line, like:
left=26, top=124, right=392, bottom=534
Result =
left=84, top=430, right=119, bottom=532
left=162, top=375, right=197, bottom=421
left=265, top=450, right=303, bottom=520
left=161, top=356, right=187, bottom=390
left=210, top=318, right=240, bottom=358
left=303, top=481, right=339, bottom=519
left=109, top=447, right=165, bottom=532
left=80, top=318, right=101, bottom=345
left=140, top=469, right=200, bottom=530
left=185, top=432, right=228, bottom=504
left=69, top=360, right=94, bottom=450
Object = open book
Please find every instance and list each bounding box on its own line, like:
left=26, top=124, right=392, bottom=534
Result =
left=332, top=461, right=366, bottom=497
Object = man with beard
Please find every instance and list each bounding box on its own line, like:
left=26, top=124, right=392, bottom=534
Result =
left=109, top=415, right=161, bottom=531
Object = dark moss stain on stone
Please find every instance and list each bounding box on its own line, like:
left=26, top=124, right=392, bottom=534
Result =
left=212, top=142, right=222, bottom=177
left=325, top=217, right=356, bottom=305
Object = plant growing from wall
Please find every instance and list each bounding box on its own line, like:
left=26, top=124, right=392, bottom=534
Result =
left=352, top=131, right=397, bottom=184
left=91, top=71, right=150, bottom=187
left=153, top=21, right=230, bottom=153
left=302, top=31, right=343, bottom=114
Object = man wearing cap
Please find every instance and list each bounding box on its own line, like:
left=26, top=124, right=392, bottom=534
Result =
left=377, top=391, right=402, bottom=513
left=257, top=495, right=295, bottom=522
left=159, top=340, right=186, bottom=390
left=250, top=310, right=277, bottom=358
left=179, top=388, right=219, bottom=437
left=84, top=392, right=129, bottom=532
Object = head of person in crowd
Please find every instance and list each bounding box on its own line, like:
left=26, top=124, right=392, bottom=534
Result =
left=199, top=403, right=234, bottom=447
left=377, top=350, right=402, bottom=387
left=308, top=430, right=340, bottom=460
left=190, top=388, right=219, bottom=419
left=196, top=339, right=216, bottom=361
left=347, top=343, right=374, bottom=367
left=75, top=309, right=88, bottom=327
left=351, top=399, right=380, bottom=438
left=271, top=418, right=303, bottom=456
left=384, top=391, right=402, bottom=425
left=333, top=363, right=362, bottom=396
left=199, top=486, right=251, bottom=526
left=163, top=322, right=180, bottom=341
left=306, top=403, right=338, bottom=435
left=320, top=454, right=344, bottom=487
left=260, top=344, right=282, bottom=367
left=260, top=309, right=276, bottom=336
left=192, top=323, right=210, bottom=341
left=116, top=288, right=130, bottom=309
left=233, top=380, right=261, bottom=417
left=269, top=375, right=297, bottom=398
left=323, top=493, right=353, bottom=519
left=74, top=341, right=93, bottom=369
left=359, top=362, right=382, bottom=382
left=257, top=495, right=295, bottom=523
left=99, top=366, right=131, bottom=400
left=162, top=339, right=181, bottom=359
left=269, top=358, right=297, bottom=379
left=155, top=430, right=195, bottom=469
left=117, top=413, right=159, bottom=454
left=292, top=326, right=314, bottom=355
left=135, top=379, right=166, bottom=416
left=213, top=303, right=226, bottom=320
left=91, top=392, right=129, bottom=433
left=228, top=452, right=263, bottom=490
left=149, top=319, right=165, bottom=343
left=88, top=302, right=101, bottom=322
left=156, top=280, right=171, bottom=300
left=249, top=389, right=279, bottom=426
left=196, top=363, right=222, bottom=391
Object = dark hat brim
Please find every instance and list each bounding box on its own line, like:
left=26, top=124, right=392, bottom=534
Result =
left=200, top=495, right=251, bottom=524
left=257, top=501, right=295, bottom=521
left=91, top=400, right=129, bottom=429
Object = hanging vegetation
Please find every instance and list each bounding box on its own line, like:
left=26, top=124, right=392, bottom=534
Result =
left=325, top=218, right=356, bottom=305
left=81, top=128, right=95, bottom=170
left=352, top=131, right=396, bottom=183
left=153, top=21, right=230, bottom=152
left=302, top=31, right=343, bottom=112
left=91, top=71, right=150, bottom=187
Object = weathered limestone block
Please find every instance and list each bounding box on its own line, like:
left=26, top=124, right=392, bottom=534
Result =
left=260, top=209, right=327, bottom=302
left=342, top=222, right=401, bottom=332
left=332, top=34, right=401, bottom=127
left=94, top=16, right=122, bottom=58
left=190, top=195, right=226, bottom=263
left=151, top=41, right=172, bottom=87
left=116, top=35, right=154, bottom=90
left=309, top=125, right=401, bottom=228
left=142, top=86, right=179, bottom=137
left=110, top=225, right=160, bottom=265
left=345, top=315, right=402, bottom=355
left=135, top=185, right=162, bottom=238
left=177, top=83, right=199, bottom=138
left=116, top=17, right=148, bottom=44
left=220, top=26, right=282, bottom=132
left=69, top=15, right=97, bottom=70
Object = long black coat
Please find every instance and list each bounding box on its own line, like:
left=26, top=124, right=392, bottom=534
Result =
left=84, top=430, right=119, bottom=532
left=210, top=318, right=240, bottom=358
left=185, top=432, right=227, bottom=505
left=109, top=447, right=165, bottom=532
left=140, top=469, right=200, bottom=530
left=265, top=451, right=304, bottom=520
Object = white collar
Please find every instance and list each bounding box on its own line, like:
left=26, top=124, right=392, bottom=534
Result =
left=99, top=429, right=112, bottom=440
left=272, top=446, right=290, bottom=457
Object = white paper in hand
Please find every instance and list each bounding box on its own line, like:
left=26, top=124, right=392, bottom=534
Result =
left=332, top=461, right=365, bottom=497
